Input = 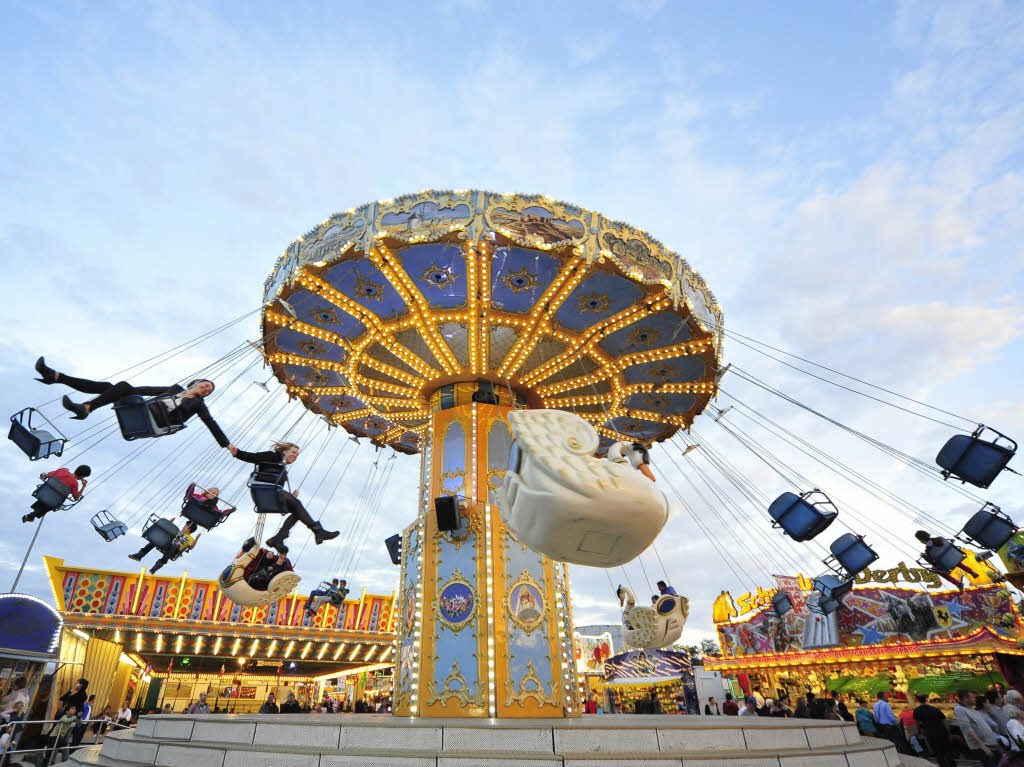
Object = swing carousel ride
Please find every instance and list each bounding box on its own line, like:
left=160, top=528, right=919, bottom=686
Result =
left=7, top=189, right=1020, bottom=723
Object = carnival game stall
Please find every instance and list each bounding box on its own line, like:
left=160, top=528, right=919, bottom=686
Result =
left=707, top=571, right=1024, bottom=711
left=593, top=649, right=698, bottom=714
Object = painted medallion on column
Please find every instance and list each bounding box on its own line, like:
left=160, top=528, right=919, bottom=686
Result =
left=436, top=568, right=476, bottom=633
left=507, top=570, right=546, bottom=633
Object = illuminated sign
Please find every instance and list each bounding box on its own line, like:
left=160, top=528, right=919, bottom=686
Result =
left=574, top=632, right=614, bottom=675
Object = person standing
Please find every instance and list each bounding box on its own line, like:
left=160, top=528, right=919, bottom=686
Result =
left=913, top=694, right=955, bottom=767
left=72, top=694, right=94, bottom=746
left=704, top=696, right=720, bottom=715
left=855, top=699, right=877, bottom=736
left=583, top=695, right=598, bottom=714
left=0, top=678, right=29, bottom=712
left=738, top=696, right=759, bottom=716
left=954, top=689, right=1002, bottom=767
left=873, top=691, right=910, bottom=753
left=722, top=692, right=739, bottom=716
left=280, top=693, right=302, bottom=714
left=47, top=705, right=81, bottom=763
left=751, top=686, right=766, bottom=710
left=258, top=693, right=279, bottom=714
left=984, top=689, right=1010, bottom=736
left=186, top=692, right=210, bottom=714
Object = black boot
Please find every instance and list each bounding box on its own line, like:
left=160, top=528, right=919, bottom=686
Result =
left=34, top=357, right=59, bottom=384
left=128, top=551, right=144, bottom=561
left=22, top=514, right=34, bottom=524
left=312, top=524, right=339, bottom=545
left=265, top=533, right=289, bottom=554
left=150, top=561, right=164, bottom=574
left=62, top=396, right=89, bottom=420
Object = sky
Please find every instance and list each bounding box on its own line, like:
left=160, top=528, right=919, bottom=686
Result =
left=1, top=0, right=1022, bottom=647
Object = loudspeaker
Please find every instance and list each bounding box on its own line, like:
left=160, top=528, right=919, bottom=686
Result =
left=384, top=534, right=402, bottom=565
left=435, top=496, right=460, bottom=531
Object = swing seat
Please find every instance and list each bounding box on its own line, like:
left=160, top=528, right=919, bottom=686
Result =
left=960, top=503, right=1017, bottom=551
left=141, top=515, right=180, bottom=552
left=31, top=476, right=72, bottom=511
left=936, top=425, right=1016, bottom=489
left=9, top=408, right=66, bottom=461
left=824, top=533, right=879, bottom=578
left=496, top=409, right=670, bottom=568
left=616, top=585, right=689, bottom=650
left=772, top=589, right=793, bottom=618
left=180, top=484, right=235, bottom=530
left=247, top=466, right=289, bottom=514
left=919, top=539, right=966, bottom=573
left=113, top=395, right=188, bottom=441
left=385, top=533, right=402, bottom=565
left=767, top=490, right=838, bottom=542
left=91, top=510, right=127, bottom=541
left=812, top=574, right=852, bottom=614
left=218, top=545, right=301, bottom=607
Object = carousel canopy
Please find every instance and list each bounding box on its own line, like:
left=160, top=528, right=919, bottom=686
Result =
left=261, top=190, right=724, bottom=454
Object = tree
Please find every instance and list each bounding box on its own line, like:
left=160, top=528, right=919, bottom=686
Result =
left=700, top=638, right=722, bottom=658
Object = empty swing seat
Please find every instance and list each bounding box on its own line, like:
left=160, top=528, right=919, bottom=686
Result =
left=772, top=590, right=793, bottom=618
left=180, top=485, right=235, bottom=530
left=32, top=476, right=72, bottom=510
left=768, top=490, right=838, bottom=542
left=142, top=515, right=180, bottom=551
left=91, top=511, right=127, bottom=542
left=826, top=533, right=879, bottom=577
left=9, top=408, right=66, bottom=461
left=936, top=426, right=1016, bottom=489
left=812, top=574, right=852, bottom=614
left=960, top=504, right=1017, bottom=551
left=113, top=395, right=188, bottom=441
left=920, top=538, right=966, bottom=573
left=385, top=534, right=402, bottom=565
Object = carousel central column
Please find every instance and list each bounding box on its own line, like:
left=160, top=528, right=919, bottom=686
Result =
left=393, top=385, right=579, bottom=718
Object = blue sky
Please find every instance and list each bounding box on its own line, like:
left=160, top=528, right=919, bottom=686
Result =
left=1, top=0, right=1022, bottom=644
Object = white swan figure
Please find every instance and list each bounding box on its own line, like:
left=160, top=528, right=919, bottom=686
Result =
left=218, top=542, right=301, bottom=608
left=616, top=584, right=689, bottom=650
left=496, top=409, right=670, bottom=568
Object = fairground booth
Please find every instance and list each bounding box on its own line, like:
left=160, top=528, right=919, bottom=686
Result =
left=705, top=562, right=1024, bottom=710
left=44, top=557, right=396, bottom=714
left=592, top=648, right=698, bottom=714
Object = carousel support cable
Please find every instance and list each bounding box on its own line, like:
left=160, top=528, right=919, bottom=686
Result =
left=716, top=390, right=963, bottom=537
left=660, top=449, right=754, bottom=590
left=675, top=433, right=819, bottom=576
left=728, top=369, right=989, bottom=505
left=329, top=455, right=387, bottom=577
left=288, top=438, right=360, bottom=568
left=717, top=326, right=977, bottom=427
left=701, top=417, right=941, bottom=561
left=346, top=456, right=399, bottom=577
left=636, top=552, right=655, bottom=598
left=685, top=424, right=773, bottom=506
left=674, top=431, right=823, bottom=573
left=667, top=442, right=788, bottom=583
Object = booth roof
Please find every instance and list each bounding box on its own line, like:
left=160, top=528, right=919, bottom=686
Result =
left=595, top=676, right=679, bottom=687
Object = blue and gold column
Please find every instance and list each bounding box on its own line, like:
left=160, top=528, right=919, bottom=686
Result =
left=393, top=384, right=579, bottom=718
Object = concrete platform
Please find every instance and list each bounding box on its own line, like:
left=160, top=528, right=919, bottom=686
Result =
left=68, top=714, right=910, bottom=767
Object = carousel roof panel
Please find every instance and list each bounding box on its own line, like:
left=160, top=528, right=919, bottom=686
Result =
left=398, top=243, right=468, bottom=310
left=262, top=190, right=725, bottom=455
left=598, top=310, right=693, bottom=359
left=324, top=259, right=407, bottom=318
left=621, top=355, right=706, bottom=386
left=555, top=272, right=645, bottom=331
left=489, top=247, right=561, bottom=314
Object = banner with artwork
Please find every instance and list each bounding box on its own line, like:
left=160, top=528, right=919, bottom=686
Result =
left=575, top=633, right=613, bottom=674
left=717, top=583, right=1021, bottom=659
left=603, top=649, right=692, bottom=680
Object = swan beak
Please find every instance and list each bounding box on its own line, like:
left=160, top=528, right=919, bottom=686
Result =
left=639, top=463, right=656, bottom=482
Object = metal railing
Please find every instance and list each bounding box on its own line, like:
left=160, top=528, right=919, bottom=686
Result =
left=0, top=718, right=131, bottom=767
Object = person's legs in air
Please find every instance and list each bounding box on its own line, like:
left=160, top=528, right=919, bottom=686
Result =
left=129, top=542, right=157, bottom=561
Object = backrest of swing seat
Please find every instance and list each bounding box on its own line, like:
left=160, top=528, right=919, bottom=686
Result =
left=817, top=595, right=842, bottom=615
left=142, top=517, right=180, bottom=548
left=181, top=499, right=222, bottom=530
left=8, top=418, right=63, bottom=460
left=768, top=492, right=836, bottom=542
left=249, top=484, right=286, bottom=513
left=772, top=590, right=793, bottom=617
left=33, top=476, right=72, bottom=508
left=923, top=539, right=966, bottom=572
left=829, top=533, right=879, bottom=575
left=113, top=396, right=158, bottom=440
left=812, top=574, right=852, bottom=601
left=936, top=434, right=1014, bottom=488
left=962, top=509, right=1016, bottom=551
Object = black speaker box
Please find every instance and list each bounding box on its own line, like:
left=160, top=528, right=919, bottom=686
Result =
left=435, top=496, right=460, bottom=531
